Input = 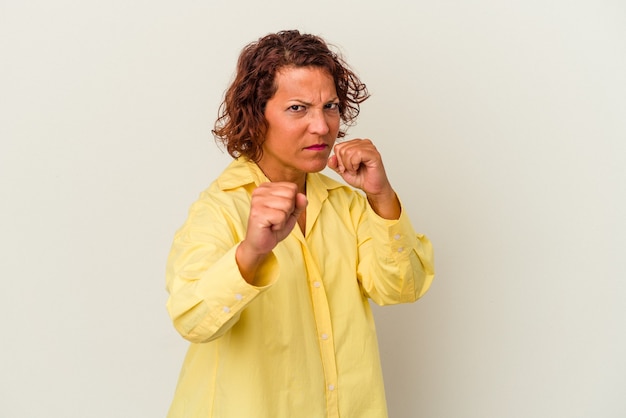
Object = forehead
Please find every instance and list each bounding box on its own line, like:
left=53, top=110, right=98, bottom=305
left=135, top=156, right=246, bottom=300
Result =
left=272, top=66, right=337, bottom=99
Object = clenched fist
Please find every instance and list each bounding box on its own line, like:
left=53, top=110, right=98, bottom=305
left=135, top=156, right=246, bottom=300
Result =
left=236, top=182, right=307, bottom=283
left=328, top=138, right=401, bottom=220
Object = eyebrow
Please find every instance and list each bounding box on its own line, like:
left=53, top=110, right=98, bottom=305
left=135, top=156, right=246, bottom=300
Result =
left=288, top=97, right=339, bottom=106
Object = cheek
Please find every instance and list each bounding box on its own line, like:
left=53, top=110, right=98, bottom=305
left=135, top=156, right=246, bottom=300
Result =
left=330, top=117, right=341, bottom=135
left=268, top=118, right=297, bottom=137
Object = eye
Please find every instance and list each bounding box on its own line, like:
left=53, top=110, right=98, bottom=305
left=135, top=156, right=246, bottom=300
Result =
left=324, top=102, right=340, bottom=112
left=288, top=105, right=306, bottom=112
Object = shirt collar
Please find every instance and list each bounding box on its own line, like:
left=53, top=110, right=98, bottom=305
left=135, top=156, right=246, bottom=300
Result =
left=216, top=158, right=267, bottom=191
left=216, top=158, right=346, bottom=196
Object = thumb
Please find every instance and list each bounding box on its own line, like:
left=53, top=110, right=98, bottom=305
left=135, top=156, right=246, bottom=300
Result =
left=272, top=193, right=309, bottom=235
left=293, top=193, right=308, bottom=218
left=327, top=155, right=341, bottom=173
left=282, top=193, right=307, bottom=234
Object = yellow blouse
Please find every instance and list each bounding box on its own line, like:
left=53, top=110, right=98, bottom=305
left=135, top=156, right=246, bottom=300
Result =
left=166, top=158, right=434, bottom=417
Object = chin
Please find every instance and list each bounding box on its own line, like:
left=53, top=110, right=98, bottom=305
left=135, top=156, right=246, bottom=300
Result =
left=303, top=161, right=328, bottom=174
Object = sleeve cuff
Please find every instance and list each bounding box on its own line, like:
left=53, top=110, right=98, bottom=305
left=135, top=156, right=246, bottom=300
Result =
left=191, top=245, right=280, bottom=340
left=366, top=199, right=419, bottom=256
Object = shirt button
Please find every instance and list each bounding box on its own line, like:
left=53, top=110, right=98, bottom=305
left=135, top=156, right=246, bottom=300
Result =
left=328, top=384, right=335, bottom=391
left=321, top=333, right=329, bottom=340
left=394, top=234, right=401, bottom=240
left=235, top=293, right=243, bottom=301
left=397, top=247, right=404, bottom=253
left=313, top=281, right=321, bottom=288
left=223, top=306, right=231, bottom=313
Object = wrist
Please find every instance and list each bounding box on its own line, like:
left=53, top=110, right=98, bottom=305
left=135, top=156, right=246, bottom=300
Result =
left=366, top=189, right=401, bottom=220
left=236, top=240, right=270, bottom=284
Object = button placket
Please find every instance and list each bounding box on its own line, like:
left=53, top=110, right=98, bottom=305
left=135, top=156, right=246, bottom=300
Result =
left=301, top=241, right=339, bottom=417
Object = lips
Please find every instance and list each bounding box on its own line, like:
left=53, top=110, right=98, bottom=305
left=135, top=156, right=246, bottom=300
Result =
left=305, top=144, right=328, bottom=151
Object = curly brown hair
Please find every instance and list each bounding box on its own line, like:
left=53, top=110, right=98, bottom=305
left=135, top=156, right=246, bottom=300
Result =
left=212, top=30, right=370, bottom=162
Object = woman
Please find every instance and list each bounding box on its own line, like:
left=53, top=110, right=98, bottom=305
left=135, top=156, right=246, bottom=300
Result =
left=166, top=30, right=434, bottom=418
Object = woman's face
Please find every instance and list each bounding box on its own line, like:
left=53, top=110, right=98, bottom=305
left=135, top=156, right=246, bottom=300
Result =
left=258, top=66, right=340, bottom=184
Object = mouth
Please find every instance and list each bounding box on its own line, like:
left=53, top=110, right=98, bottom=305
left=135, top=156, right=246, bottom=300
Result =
left=304, top=144, right=328, bottom=151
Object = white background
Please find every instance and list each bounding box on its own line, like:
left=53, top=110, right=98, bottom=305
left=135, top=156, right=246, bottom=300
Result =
left=1, top=1, right=625, bottom=417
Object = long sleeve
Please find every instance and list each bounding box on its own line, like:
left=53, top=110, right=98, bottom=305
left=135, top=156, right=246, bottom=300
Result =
left=165, top=187, right=279, bottom=343
left=356, top=198, right=435, bottom=306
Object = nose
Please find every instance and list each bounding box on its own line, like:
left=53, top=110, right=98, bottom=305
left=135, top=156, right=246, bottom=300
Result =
left=308, top=109, right=330, bottom=136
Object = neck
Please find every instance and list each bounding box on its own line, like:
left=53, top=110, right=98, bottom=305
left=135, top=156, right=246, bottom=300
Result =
left=256, top=163, right=307, bottom=194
